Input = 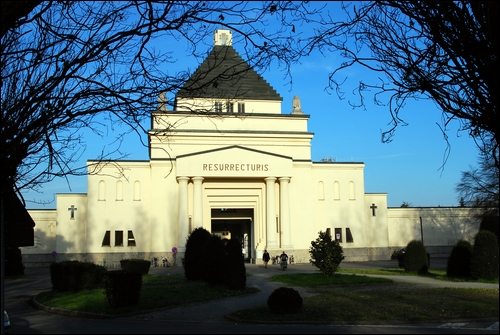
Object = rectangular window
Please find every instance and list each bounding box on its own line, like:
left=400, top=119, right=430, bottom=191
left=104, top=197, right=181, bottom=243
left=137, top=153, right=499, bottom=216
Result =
left=226, top=102, right=234, bottom=113
left=334, top=228, right=342, bottom=243
left=102, top=231, right=111, bottom=247
left=346, top=228, right=354, bottom=243
left=115, top=231, right=123, bottom=247
left=237, top=102, right=245, bottom=113
left=215, top=102, right=223, bottom=113
left=127, top=230, right=136, bottom=247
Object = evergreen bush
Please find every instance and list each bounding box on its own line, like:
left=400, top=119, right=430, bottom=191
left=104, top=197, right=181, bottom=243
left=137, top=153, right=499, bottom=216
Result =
left=403, top=240, right=429, bottom=274
left=4, top=247, right=25, bottom=276
left=267, top=287, right=303, bottom=314
left=309, top=230, right=345, bottom=276
left=470, top=230, right=499, bottom=280
left=202, top=234, right=225, bottom=285
left=446, top=239, right=473, bottom=278
left=184, top=227, right=211, bottom=281
left=224, top=238, right=246, bottom=289
left=50, top=261, right=107, bottom=291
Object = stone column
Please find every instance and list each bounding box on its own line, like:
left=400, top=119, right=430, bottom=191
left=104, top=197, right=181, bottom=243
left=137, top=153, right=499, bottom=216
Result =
left=192, top=176, right=204, bottom=229
left=265, top=177, right=277, bottom=248
left=279, top=177, right=292, bottom=249
left=177, top=176, right=190, bottom=252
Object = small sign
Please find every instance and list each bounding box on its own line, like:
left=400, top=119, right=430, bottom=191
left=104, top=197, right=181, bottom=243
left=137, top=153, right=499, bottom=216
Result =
left=172, top=247, right=178, bottom=253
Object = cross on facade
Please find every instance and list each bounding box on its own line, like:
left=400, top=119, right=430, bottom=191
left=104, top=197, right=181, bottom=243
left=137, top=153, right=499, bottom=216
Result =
left=48, top=222, right=56, bottom=233
left=370, top=203, right=377, bottom=216
left=68, top=205, right=77, bottom=219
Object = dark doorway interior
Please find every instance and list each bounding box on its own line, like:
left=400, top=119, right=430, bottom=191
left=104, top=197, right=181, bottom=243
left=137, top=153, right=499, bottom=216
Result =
left=211, top=208, right=253, bottom=262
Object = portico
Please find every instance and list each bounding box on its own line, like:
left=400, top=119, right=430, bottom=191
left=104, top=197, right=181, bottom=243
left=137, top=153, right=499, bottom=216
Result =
left=175, top=146, right=293, bottom=261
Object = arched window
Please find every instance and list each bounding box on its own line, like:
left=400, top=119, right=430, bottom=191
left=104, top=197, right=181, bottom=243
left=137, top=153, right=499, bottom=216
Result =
left=98, top=180, right=106, bottom=201
left=318, top=181, right=325, bottom=200
left=116, top=180, right=123, bottom=201
left=134, top=181, right=141, bottom=201
left=334, top=181, right=340, bottom=200
left=349, top=181, right=355, bottom=200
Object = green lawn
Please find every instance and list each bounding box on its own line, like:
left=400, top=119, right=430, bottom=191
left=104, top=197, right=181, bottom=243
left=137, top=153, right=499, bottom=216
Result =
left=231, top=271, right=498, bottom=323
left=36, top=274, right=259, bottom=316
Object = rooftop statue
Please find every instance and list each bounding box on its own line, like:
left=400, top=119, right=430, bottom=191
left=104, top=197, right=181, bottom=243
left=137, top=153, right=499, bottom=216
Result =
left=291, top=95, right=304, bottom=114
left=158, top=92, right=168, bottom=111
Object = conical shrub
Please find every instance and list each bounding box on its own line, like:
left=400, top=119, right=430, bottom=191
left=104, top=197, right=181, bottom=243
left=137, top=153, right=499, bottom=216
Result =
left=470, top=230, right=499, bottom=280
left=446, top=239, right=472, bottom=278
left=403, top=240, right=429, bottom=274
left=184, top=227, right=211, bottom=281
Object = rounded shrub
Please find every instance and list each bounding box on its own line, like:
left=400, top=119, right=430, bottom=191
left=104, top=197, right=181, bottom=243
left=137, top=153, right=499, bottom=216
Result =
left=446, top=239, right=473, bottom=278
left=267, top=287, right=303, bottom=314
left=470, top=230, right=499, bottom=280
left=403, top=240, right=429, bottom=274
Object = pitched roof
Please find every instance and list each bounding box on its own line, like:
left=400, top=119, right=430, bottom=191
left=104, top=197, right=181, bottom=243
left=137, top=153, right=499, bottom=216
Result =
left=176, top=45, right=282, bottom=101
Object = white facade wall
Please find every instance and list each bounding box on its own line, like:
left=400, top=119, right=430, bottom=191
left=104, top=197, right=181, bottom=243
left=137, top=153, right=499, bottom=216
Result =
left=22, top=209, right=57, bottom=255
left=387, top=207, right=480, bottom=256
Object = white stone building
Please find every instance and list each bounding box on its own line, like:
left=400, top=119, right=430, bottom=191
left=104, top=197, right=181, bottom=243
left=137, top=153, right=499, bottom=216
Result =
left=22, top=30, right=479, bottom=267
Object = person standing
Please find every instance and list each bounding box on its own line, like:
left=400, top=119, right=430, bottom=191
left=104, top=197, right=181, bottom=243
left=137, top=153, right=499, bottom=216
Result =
left=263, top=249, right=271, bottom=268
left=280, top=251, right=288, bottom=264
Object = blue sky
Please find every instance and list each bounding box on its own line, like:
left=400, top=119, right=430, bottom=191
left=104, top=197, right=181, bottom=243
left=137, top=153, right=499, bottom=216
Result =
left=270, top=55, right=478, bottom=208
left=21, top=3, right=480, bottom=209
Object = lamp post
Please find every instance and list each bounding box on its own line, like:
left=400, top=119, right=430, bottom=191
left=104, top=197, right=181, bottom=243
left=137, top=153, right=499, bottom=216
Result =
left=420, top=216, right=424, bottom=245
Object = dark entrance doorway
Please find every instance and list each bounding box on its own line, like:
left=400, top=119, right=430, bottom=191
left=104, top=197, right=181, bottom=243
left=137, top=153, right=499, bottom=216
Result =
left=211, top=208, right=253, bottom=262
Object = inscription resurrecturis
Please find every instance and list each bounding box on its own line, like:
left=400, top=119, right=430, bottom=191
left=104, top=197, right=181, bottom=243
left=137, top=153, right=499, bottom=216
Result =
left=203, top=163, right=269, bottom=172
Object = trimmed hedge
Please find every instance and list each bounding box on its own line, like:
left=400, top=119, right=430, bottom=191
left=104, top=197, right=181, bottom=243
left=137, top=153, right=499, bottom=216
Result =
left=50, top=261, right=107, bottom=292
left=104, top=270, right=142, bottom=307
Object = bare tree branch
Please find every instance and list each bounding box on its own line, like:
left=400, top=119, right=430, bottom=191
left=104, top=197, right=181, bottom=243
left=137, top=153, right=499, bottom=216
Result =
left=1, top=1, right=319, bottom=202
left=298, top=1, right=498, bottom=171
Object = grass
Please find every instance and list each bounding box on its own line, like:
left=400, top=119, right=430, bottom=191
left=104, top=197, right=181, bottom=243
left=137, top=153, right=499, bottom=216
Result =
left=36, top=274, right=259, bottom=316
left=231, top=270, right=498, bottom=323
left=34, top=267, right=499, bottom=323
